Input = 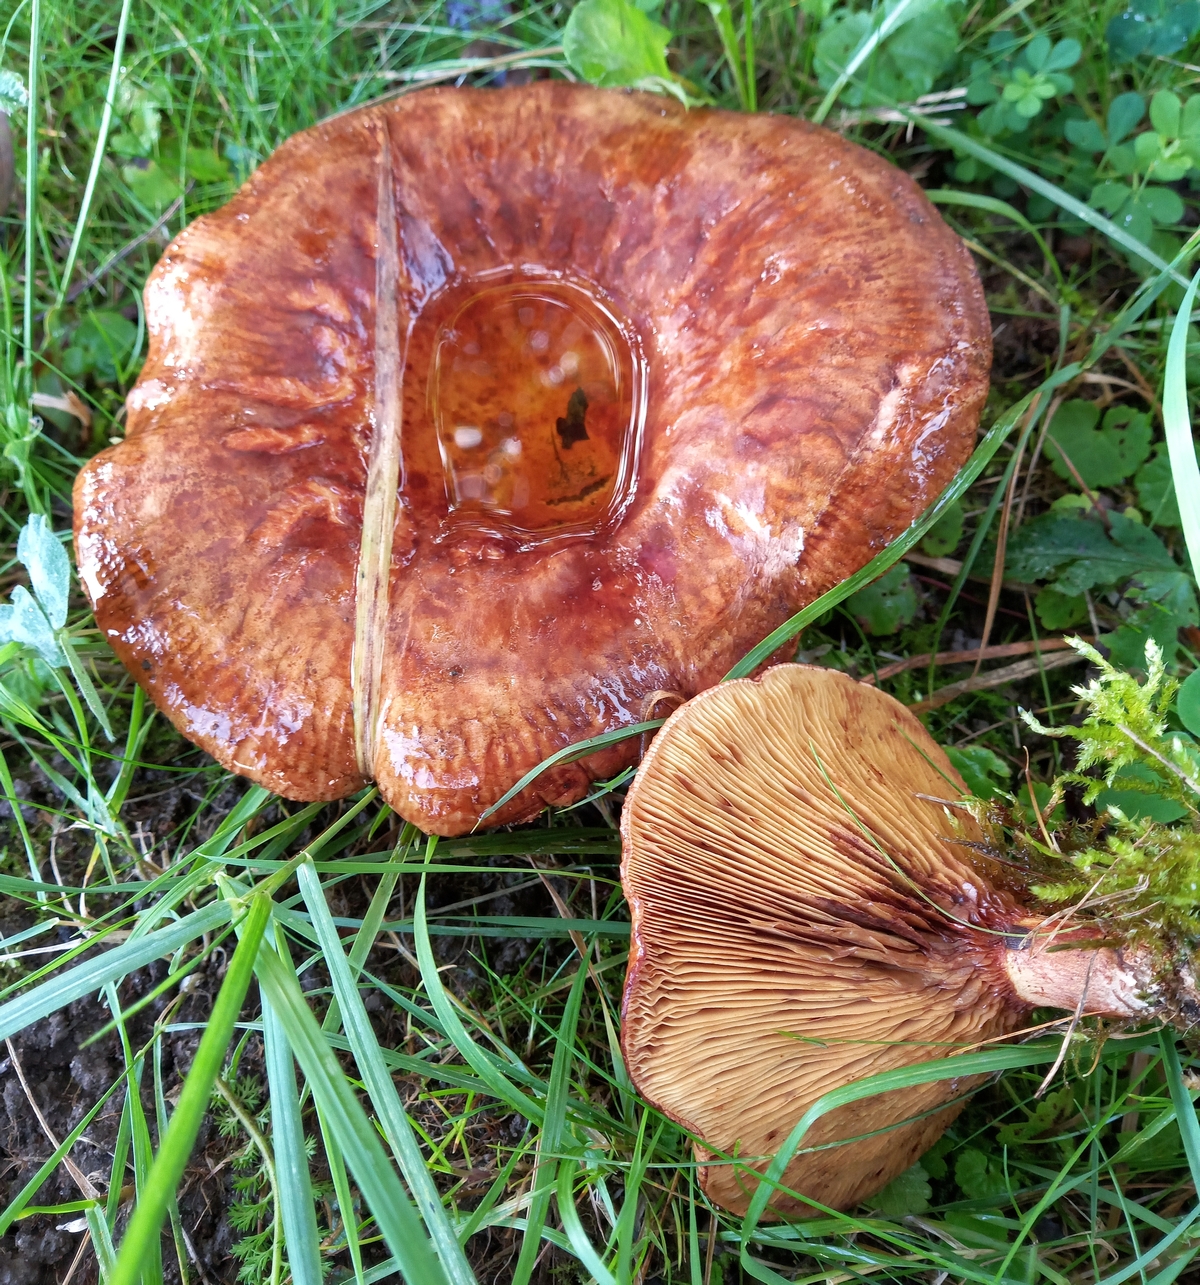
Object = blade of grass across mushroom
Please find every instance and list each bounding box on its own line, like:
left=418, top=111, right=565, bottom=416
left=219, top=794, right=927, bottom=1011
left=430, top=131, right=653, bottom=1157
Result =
left=105, top=892, right=270, bottom=1285
left=922, top=190, right=1065, bottom=292
left=1163, top=265, right=1200, bottom=585
left=297, top=858, right=478, bottom=1285
left=724, top=373, right=1078, bottom=681
left=252, top=910, right=451, bottom=1285
left=733, top=1033, right=1163, bottom=1285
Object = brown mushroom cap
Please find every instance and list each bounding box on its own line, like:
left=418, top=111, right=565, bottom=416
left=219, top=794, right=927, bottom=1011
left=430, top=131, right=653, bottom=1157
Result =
left=620, top=665, right=1157, bottom=1217
left=73, top=83, right=990, bottom=836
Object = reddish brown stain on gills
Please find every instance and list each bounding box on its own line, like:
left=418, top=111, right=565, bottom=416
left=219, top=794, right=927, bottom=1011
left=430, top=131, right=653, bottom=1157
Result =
left=73, top=83, right=991, bottom=835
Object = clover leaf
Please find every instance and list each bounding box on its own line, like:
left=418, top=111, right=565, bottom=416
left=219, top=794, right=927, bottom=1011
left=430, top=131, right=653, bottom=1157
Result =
left=1107, top=0, right=1200, bottom=62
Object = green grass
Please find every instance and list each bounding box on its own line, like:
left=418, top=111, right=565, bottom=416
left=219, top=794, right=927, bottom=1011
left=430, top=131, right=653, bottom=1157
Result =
left=2, top=0, right=1200, bottom=1282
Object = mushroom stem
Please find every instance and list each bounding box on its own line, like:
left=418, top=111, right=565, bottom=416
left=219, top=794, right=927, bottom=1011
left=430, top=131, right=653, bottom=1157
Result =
left=1002, top=929, right=1155, bottom=1019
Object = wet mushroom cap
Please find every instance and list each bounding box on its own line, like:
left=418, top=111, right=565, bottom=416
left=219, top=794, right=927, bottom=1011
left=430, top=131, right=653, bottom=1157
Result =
left=74, top=83, right=990, bottom=836
left=621, top=665, right=1039, bottom=1217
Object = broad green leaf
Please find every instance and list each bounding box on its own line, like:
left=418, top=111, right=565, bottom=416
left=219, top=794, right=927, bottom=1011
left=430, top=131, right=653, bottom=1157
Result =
left=563, top=0, right=675, bottom=89
left=0, top=586, right=64, bottom=667
left=1034, top=585, right=1089, bottom=630
left=1066, top=117, right=1107, bottom=152
left=107, top=896, right=270, bottom=1285
left=1045, top=400, right=1152, bottom=486
left=16, top=515, right=69, bottom=629
left=1096, top=762, right=1190, bottom=821
left=1136, top=443, right=1182, bottom=526
left=845, top=562, right=917, bottom=635
left=921, top=499, right=964, bottom=557
left=1178, top=669, right=1200, bottom=735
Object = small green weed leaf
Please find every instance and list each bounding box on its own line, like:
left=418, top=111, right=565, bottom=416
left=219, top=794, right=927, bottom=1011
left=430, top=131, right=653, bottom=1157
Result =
left=1096, top=762, right=1190, bottom=821
left=954, top=1147, right=1008, bottom=1202
left=1136, top=444, right=1182, bottom=526
left=1110, top=91, right=1147, bottom=142
left=996, top=1084, right=1075, bottom=1144
left=1044, top=400, right=1152, bottom=486
left=563, top=0, right=675, bottom=90
left=1007, top=513, right=1190, bottom=608
left=16, top=515, right=69, bottom=631
left=1034, top=586, right=1089, bottom=630
left=814, top=0, right=958, bottom=108
left=183, top=146, right=230, bottom=183
left=1178, top=669, right=1200, bottom=735
left=122, top=158, right=182, bottom=211
left=920, top=499, right=963, bottom=557
left=872, top=1162, right=931, bottom=1216
left=1141, top=184, right=1186, bottom=223
left=1152, top=89, right=1184, bottom=137
left=63, top=310, right=138, bottom=383
left=0, top=69, right=29, bottom=115
left=845, top=562, right=917, bottom=634
left=944, top=745, right=1009, bottom=799
left=0, top=587, right=64, bottom=669
left=114, top=75, right=168, bottom=152
left=1107, top=0, right=1200, bottom=60
left=1065, top=116, right=1107, bottom=152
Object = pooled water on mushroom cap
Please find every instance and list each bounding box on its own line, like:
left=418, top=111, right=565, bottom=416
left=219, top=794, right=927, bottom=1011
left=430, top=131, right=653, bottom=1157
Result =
left=430, top=278, right=643, bottom=541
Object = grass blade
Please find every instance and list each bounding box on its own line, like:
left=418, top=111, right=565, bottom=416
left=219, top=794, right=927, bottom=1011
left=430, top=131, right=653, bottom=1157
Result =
left=296, top=860, right=476, bottom=1285
left=511, top=961, right=587, bottom=1285
left=252, top=931, right=450, bottom=1285
left=916, top=117, right=1191, bottom=286
left=414, top=869, right=545, bottom=1122
left=555, top=1158, right=618, bottom=1285
left=724, top=368, right=1079, bottom=680
left=0, top=900, right=230, bottom=1042
left=262, top=926, right=323, bottom=1285
left=1162, top=266, right=1200, bottom=585
left=108, top=893, right=270, bottom=1285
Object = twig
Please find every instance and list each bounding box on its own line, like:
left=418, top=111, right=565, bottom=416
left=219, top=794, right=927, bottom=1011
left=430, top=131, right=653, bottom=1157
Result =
left=1114, top=723, right=1200, bottom=798
left=5, top=1039, right=102, bottom=1200
left=1035, top=952, right=1096, bottom=1098
left=860, top=636, right=1087, bottom=686
left=908, top=649, right=1086, bottom=712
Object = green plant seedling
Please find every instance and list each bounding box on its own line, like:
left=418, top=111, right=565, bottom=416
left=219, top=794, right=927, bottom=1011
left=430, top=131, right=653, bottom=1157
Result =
left=845, top=561, right=918, bottom=635
left=1043, top=400, right=1152, bottom=488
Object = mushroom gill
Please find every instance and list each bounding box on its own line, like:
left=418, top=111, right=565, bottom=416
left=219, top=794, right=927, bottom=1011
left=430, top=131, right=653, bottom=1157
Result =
left=74, top=82, right=990, bottom=836
left=620, top=664, right=1164, bottom=1217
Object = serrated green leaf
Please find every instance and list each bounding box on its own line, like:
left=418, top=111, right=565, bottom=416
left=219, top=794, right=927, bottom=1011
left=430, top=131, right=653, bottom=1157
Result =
left=1034, top=585, right=1090, bottom=630
left=563, top=0, right=673, bottom=88
left=845, top=562, right=917, bottom=635
left=1044, top=400, right=1152, bottom=486
left=944, top=745, right=1009, bottom=799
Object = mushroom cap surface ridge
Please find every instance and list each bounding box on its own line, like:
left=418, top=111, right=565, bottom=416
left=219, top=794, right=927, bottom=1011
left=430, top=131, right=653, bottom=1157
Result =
left=73, top=83, right=991, bottom=836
